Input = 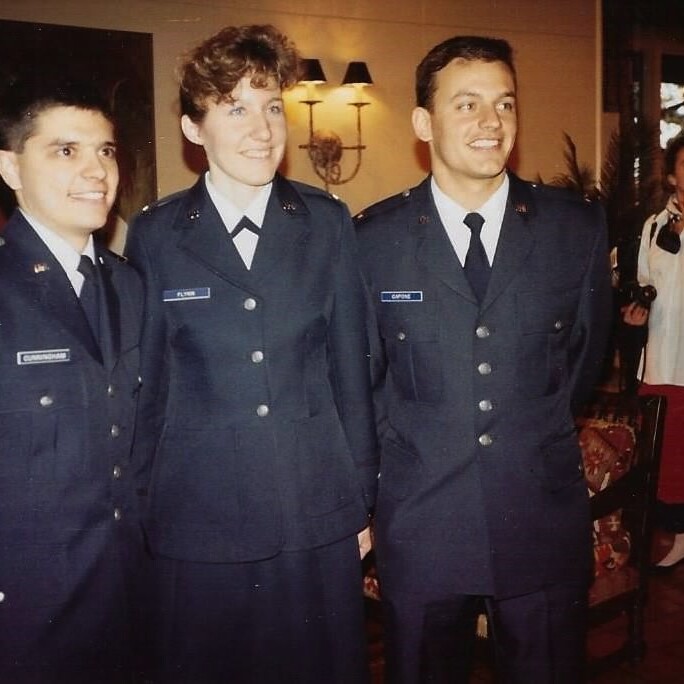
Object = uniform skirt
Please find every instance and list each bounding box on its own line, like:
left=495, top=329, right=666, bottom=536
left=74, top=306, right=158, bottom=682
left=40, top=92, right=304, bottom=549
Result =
left=142, top=533, right=369, bottom=683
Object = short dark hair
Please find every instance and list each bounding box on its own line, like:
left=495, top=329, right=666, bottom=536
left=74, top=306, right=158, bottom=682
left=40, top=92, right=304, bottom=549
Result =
left=178, top=24, right=300, bottom=122
left=0, top=74, right=113, bottom=152
left=415, top=35, right=516, bottom=110
left=664, top=134, right=684, bottom=177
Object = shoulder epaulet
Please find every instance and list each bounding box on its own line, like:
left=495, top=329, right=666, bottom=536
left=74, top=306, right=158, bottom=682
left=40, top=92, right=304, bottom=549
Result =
left=531, top=182, right=594, bottom=205
left=354, top=188, right=413, bottom=223
left=290, top=180, right=342, bottom=205
left=140, top=188, right=188, bottom=215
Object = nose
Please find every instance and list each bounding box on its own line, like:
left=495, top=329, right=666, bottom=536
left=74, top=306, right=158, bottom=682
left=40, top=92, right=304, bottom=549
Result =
left=81, top=150, right=108, bottom=179
left=250, top=112, right=273, bottom=141
left=479, top=104, right=502, bottom=129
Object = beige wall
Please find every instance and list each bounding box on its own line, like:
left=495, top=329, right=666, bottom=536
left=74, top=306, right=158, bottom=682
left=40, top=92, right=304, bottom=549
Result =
left=0, top=0, right=600, bottom=215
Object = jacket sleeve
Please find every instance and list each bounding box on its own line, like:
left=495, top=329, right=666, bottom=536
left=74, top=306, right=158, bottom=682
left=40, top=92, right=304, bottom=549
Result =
left=124, top=215, right=170, bottom=500
left=569, top=201, right=613, bottom=413
left=327, top=206, right=380, bottom=512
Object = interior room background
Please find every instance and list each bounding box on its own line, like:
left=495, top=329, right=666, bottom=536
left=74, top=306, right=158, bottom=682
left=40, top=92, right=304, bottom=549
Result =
left=0, top=0, right=609, bottom=218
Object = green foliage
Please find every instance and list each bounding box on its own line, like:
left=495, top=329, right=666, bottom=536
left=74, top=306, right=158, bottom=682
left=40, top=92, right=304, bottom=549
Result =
left=549, top=125, right=665, bottom=248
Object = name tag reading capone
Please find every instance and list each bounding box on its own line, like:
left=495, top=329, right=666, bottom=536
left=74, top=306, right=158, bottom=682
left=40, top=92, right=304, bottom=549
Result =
left=380, top=291, right=423, bottom=302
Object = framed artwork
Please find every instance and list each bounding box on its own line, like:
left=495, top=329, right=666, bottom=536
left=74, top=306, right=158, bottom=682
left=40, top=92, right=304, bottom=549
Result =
left=0, top=19, right=156, bottom=249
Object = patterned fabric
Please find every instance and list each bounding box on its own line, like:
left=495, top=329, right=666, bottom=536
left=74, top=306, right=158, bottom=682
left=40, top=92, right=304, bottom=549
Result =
left=579, top=419, right=637, bottom=577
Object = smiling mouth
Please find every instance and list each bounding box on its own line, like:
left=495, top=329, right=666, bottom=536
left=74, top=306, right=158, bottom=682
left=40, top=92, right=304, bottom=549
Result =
left=243, top=149, right=272, bottom=159
left=469, top=139, right=501, bottom=150
left=71, top=191, right=107, bottom=200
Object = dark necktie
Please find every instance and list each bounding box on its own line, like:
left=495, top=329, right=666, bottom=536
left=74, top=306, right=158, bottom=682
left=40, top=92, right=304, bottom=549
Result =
left=463, top=212, right=490, bottom=302
left=230, top=216, right=261, bottom=237
left=230, top=216, right=260, bottom=269
left=78, top=254, right=101, bottom=344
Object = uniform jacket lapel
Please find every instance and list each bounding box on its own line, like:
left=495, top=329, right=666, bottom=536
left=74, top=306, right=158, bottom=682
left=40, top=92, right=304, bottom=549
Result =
left=412, top=174, right=537, bottom=308
left=1, top=212, right=103, bottom=362
left=249, top=174, right=311, bottom=282
left=97, top=249, right=121, bottom=369
left=174, top=174, right=311, bottom=288
left=481, top=173, right=536, bottom=309
left=412, top=178, right=477, bottom=303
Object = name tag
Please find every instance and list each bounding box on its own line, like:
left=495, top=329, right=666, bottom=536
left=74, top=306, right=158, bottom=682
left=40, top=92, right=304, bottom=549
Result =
left=163, top=287, right=211, bottom=302
left=17, top=348, right=71, bottom=365
left=381, top=291, right=423, bottom=302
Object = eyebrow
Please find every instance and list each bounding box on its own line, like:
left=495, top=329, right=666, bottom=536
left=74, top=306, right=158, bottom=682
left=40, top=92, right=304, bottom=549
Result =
left=47, top=138, right=116, bottom=147
left=451, top=89, right=517, bottom=100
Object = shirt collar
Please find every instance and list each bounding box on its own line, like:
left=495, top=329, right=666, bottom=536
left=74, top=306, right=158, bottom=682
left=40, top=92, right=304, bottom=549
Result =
left=204, top=172, right=272, bottom=231
left=430, top=173, right=510, bottom=227
left=20, top=208, right=96, bottom=271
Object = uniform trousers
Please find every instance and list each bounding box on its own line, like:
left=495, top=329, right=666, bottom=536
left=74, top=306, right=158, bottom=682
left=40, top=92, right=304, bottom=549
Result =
left=383, top=581, right=588, bottom=684
left=144, top=533, right=369, bottom=683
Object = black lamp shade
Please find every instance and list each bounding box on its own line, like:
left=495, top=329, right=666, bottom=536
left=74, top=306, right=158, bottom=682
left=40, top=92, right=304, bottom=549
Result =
left=342, top=61, right=373, bottom=86
left=299, top=58, right=327, bottom=84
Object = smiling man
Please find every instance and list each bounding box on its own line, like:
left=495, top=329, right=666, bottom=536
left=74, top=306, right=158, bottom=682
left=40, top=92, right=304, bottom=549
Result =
left=0, top=77, right=145, bottom=682
left=125, top=25, right=378, bottom=683
left=355, top=36, right=612, bottom=682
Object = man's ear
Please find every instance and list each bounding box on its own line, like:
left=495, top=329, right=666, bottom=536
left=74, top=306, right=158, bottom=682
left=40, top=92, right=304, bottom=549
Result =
left=412, top=107, right=433, bottom=143
left=181, top=115, right=203, bottom=146
left=0, top=150, right=22, bottom=191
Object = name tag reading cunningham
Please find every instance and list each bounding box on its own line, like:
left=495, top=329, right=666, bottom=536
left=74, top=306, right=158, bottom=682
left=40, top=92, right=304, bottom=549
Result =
left=381, top=291, right=423, bottom=302
left=17, top=349, right=71, bottom=365
left=163, top=287, right=211, bottom=302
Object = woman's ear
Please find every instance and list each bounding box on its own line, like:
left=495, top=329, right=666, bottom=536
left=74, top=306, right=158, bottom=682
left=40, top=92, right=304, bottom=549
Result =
left=181, top=115, right=203, bottom=146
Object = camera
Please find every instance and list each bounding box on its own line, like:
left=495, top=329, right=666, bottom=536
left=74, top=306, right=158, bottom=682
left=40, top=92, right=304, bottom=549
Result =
left=620, top=281, right=657, bottom=309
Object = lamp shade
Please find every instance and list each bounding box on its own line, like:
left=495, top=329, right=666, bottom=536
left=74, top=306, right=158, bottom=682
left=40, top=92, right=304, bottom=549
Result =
left=341, top=61, right=373, bottom=86
left=299, top=58, right=327, bottom=84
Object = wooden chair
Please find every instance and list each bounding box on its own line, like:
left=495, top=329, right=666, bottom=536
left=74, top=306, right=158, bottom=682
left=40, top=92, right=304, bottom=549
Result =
left=579, top=391, right=666, bottom=674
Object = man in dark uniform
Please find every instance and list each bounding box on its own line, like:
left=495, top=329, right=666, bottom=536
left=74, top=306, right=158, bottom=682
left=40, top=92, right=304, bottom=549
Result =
left=355, top=36, right=611, bottom=683
left=125, top=25, right=378, bottom=683
left=0, top=76, right=145, bottom=682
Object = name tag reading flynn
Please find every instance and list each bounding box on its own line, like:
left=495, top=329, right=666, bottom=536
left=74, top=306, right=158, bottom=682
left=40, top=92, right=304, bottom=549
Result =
left=163, top=287, right=211, bottom=302
left=17, top=348, right=71, bottom=365
left=381, top=291, right=423, bottom=302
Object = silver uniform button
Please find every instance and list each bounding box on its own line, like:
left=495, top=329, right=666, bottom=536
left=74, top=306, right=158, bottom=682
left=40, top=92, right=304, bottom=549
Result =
left=477, top=362, right=492, bottom=375
left=251, top=350, right=264, bottom=363
left=554, top=320, right=563, bottom=330
left=478, top=433, right=493, bottom=446
left=0, top=592, right=5, bottom=603
left=112, top=465, right=122, bottom=479
left=478, top=399, right=493, bottom=412
left=256, top=404, right=270, bottom=417
left=243, top=298, right=257, bottom=311
left=397, top=331, right=407, bottom=341
left=107, top=384, right=115, bottom=397
left=39, top=395, right=54, bottom=407
left=113, top=508, right=122, bottom=521
left=475, top=325, right=490, bottom=339
left=110, top=424, right=121, bottom=438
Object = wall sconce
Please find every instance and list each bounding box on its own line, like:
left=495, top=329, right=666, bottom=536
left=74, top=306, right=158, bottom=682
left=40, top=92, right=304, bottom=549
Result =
left=298, top=59, right=373, bottom=190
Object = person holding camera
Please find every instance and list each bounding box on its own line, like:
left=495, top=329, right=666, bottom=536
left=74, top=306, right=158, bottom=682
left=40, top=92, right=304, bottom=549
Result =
left=624, top=133, right=684, bottom=571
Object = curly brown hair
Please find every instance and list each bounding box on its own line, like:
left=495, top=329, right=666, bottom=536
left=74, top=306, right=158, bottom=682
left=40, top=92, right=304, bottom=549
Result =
left=178, top=24, right=300, bottom=122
